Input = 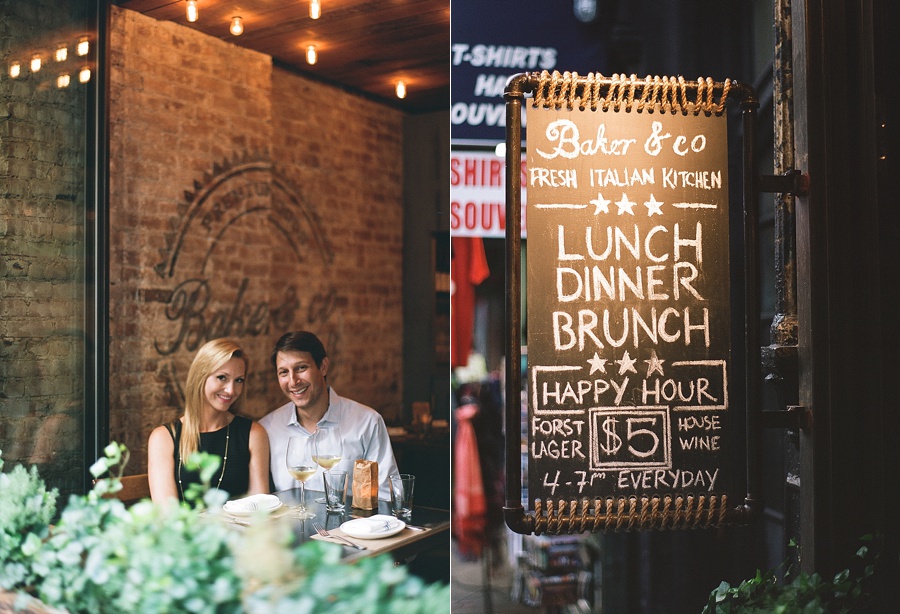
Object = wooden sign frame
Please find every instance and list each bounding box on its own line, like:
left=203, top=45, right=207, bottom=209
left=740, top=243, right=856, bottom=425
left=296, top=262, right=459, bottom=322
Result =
left=503, top=71, right=768, bottom=535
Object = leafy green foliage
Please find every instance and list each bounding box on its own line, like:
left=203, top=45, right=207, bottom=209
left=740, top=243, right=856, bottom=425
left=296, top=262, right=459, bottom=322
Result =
left=88, top=442, right=130, bottom=497
left=239, top=524, right=451, bottom=613
left=0, top=451, right=59, bottom=592
left=703, top=536, right=876, bottom=614
left=0, top=446, right=450, bottom=613
left=30, top=496, right=244, bottom=613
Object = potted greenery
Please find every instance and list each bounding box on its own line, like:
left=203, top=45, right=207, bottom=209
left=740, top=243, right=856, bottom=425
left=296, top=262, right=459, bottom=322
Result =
left=0, top=445, right=450, bottom=613
left=703, top=536, right=877, bottom=613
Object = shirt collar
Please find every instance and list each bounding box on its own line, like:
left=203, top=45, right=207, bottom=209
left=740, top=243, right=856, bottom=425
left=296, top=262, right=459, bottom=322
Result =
left=288, top=387, right=338, bottom=428
left=319, top=387, right=340, bottom=425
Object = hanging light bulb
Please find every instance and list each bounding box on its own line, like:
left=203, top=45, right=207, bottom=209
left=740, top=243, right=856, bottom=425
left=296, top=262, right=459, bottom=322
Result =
left=76, top=37, right=89, bottom=57
left=310, top=0, right=321, bottom=19
left=57, top=74, right=71, bottom=88
left=395, top=80, right=407, bottom=99
left=31, top=55, right=42, bottom=73
left=9, top=61, right=21, bottom=78
left=306, top=45, right=317, bottom=65
left=55, top=44, right=68, bottom=62
left=79, top=66, right=91, bottom=83
left=229, top=16, right=243, bottom=35
left=186, top=0, right=199, bottom=23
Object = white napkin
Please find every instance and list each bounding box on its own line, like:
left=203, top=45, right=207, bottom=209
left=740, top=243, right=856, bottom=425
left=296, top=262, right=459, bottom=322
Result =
left=347, top=514, right=402, bottom=535
left=223, top=493, right=282, bottom=514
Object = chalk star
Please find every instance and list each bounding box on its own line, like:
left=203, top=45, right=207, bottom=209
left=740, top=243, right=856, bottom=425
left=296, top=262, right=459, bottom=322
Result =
left=587, top=352, right=607, bottom=375
left=590, top=192, right=611, bottom=215
left=616, top=350, right=638, bottom=375
left=615, top=193, right=636, bottom=215
left=644, top=194, right=664, bottom=216
left=644, top=350, right=666, bottom=377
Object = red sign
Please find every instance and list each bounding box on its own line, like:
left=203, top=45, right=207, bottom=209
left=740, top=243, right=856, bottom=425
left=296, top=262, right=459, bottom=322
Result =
left=451, top=150, right=528, bottom=237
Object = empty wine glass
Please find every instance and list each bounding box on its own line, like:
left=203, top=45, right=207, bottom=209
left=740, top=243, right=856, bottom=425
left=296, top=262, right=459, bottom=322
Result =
left=313, top=425, right=343, bottom=503
left=285, top=435, right=316, bottom=519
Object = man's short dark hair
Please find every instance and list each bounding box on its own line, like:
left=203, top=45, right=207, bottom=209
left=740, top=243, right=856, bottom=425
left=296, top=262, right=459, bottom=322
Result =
left=270, top=331, right=328, bottom=368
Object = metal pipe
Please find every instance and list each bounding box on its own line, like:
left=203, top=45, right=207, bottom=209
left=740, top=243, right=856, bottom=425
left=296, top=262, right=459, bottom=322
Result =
left=740, top=91, right=765, bottom=518
left=503, top=73, right=532, bottom=534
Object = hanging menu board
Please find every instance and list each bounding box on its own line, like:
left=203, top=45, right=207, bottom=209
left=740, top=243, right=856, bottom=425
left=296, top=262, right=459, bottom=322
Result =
left=525, top=93, right=734, bottom=517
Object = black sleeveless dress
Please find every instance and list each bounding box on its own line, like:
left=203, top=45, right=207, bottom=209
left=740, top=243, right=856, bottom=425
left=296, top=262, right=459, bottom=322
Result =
left=166, top=416, right=253, bottom=501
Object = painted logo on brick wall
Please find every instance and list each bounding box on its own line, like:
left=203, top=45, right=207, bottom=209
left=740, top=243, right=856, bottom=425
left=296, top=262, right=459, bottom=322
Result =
left=151, top=153, right=341, bottom=414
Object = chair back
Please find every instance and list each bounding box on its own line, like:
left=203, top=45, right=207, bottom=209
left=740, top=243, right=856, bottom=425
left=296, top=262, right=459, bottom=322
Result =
left=93, top=473, right=151, bottom=505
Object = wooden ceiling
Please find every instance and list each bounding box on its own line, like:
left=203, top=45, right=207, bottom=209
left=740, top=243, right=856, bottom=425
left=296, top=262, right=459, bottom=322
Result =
left=114, top=0, right=450, bottom=114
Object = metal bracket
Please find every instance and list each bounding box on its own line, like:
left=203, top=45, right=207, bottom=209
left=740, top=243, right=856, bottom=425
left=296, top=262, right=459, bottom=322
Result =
left=761, top=405, right=811, bottom=431
left=762, top=342, right=799, bottom=412
left=758, top=169, right=809, bottom=196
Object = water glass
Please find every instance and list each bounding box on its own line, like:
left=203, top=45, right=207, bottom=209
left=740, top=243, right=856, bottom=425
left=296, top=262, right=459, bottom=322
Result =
left=389, top=473, right=415, bottom=521
left=323, top=470, right=348, bottom=512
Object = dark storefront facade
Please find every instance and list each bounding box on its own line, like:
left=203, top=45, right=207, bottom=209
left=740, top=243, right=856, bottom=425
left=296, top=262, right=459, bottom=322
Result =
left=451, top=0, right=899, bottom=611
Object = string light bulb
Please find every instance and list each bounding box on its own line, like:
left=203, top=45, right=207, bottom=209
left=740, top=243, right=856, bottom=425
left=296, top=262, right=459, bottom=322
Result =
left=395, top=80, right=407, bottom=99
left=306, top=45, right=317, bottom=65
left=186, top=0, right=199, bottom=23
left=9, top=61, right=21, bottom=78
left=229, top=16, right=243, bottom=36
left=57, top=74, right=70, bottom=89
left=31, top=55, right=42, bottom=73
left=79, top=66, right=91, bottom=83
left=55, top=44, right=68, bottom=62
left=76, top=37, right=89, bottom=57
left=310, top=0, right=321, bottom=19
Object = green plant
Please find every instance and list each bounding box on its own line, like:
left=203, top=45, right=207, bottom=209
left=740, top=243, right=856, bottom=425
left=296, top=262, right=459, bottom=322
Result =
left=0, top=451, right=59, bottom=592
left=0, top=445, right=450, bottom=613
left=38, top=444, right=254, bottom=612
left=239, top=527, right=452, bottom=613
left=703, top=537, right=877, bottom=614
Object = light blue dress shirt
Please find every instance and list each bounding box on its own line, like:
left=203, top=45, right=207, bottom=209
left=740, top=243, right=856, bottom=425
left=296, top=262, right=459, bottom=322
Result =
left=260, top=387, right=400, bottom=500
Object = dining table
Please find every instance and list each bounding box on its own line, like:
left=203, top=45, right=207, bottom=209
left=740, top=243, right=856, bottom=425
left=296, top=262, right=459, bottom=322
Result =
left=221, top=488, right=451, bottom=571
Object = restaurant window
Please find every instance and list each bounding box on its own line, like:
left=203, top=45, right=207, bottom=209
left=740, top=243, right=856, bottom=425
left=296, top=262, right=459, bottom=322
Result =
left=0, top=0, right=102, bottom=498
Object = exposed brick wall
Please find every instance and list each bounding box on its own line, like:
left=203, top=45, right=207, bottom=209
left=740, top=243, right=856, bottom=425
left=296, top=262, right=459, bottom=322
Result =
left=0, top=0, right=89, bottom=494
left=107, top=7, right=404, bottom=472
left=270, top=66, right=404, bottom=414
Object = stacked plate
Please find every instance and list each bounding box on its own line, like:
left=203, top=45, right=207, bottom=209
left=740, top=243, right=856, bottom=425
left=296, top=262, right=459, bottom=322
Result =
left=340, top=514, right=406, bottom=539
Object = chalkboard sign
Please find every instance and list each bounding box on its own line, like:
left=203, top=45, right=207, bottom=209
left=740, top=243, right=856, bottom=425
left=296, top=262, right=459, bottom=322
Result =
left=525, top=77, right=734, bottom=529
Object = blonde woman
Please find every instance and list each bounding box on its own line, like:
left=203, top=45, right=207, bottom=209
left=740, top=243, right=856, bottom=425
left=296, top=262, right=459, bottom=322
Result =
left=148, top=338, right=270, bottom=504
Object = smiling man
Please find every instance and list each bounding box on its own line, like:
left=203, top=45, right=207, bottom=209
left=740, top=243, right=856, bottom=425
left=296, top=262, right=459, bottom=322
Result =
left=260, top=330, right=399, bottom=499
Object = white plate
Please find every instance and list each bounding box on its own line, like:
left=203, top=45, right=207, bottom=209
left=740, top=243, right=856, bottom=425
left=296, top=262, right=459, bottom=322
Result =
left=340, top=514, right=406, bottom=539
left=223, top=494, right=284, bottom=516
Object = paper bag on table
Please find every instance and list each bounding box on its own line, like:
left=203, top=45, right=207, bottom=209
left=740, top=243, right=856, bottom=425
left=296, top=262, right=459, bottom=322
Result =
left=352, top=460, right=378, bottom=510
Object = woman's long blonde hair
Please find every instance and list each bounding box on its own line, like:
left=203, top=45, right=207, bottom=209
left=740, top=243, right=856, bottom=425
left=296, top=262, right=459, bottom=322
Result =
left=179, top=338, right=249, bottom=463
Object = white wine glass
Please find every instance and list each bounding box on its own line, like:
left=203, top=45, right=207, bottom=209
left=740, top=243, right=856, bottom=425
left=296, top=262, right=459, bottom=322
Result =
left=285, top=435, right=316, bottom=519
left=313, top=425, right=343, bottom=503
left=313, top=425, right=343, bottom=470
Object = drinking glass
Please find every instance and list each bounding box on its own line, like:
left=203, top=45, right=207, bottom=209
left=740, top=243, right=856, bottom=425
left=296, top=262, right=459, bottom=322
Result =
left=313, top=425, right=343, bottom=502
left=389, top=473, right=415, bottom=521
left=313, top=425, right=343, bottom=469
left=285, top=435, right=316, bottom=519
left=323, top=470, right=348, bottom=512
